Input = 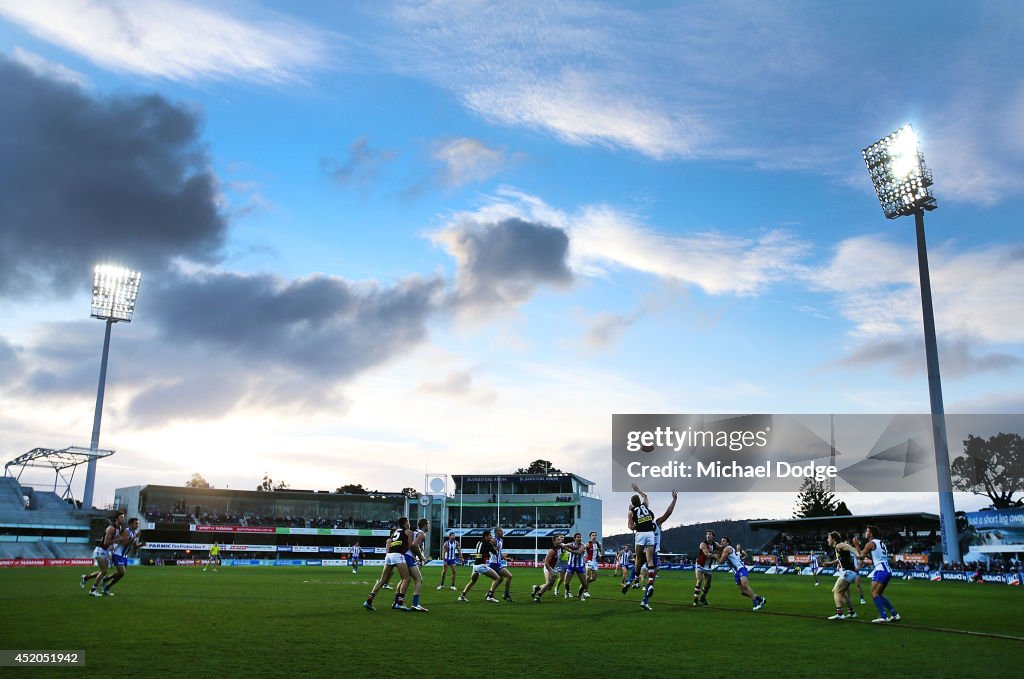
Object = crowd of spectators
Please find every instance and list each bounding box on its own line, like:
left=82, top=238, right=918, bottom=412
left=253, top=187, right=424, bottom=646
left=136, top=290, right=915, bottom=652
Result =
left=765, top=529, right=938, bottom=559
left=144, top=507, right=393, bottom=529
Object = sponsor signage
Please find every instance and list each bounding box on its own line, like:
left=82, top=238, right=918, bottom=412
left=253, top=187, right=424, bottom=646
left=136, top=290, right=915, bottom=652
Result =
left=190, top=525, right=391, bottom=537
left=0, top=558, right=93, bottom=567
left=144, top=542, right=276, bottom=552
left=192, top=525, right=275, bottom=534
left=940, top=571, right=969, bottom=582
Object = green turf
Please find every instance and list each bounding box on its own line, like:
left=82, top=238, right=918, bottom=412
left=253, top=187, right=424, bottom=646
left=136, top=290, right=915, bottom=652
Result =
left=1, top=566, right=1021, bottom=678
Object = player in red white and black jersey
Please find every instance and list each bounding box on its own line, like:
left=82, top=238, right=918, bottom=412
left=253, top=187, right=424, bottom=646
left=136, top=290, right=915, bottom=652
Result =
left=532, top=535, right=564, bottom=602
left=693, top=529, right=718, bottom=606
left=584, top=531, right=601, bottom=594
left=81, top=511, right=124, bottom=596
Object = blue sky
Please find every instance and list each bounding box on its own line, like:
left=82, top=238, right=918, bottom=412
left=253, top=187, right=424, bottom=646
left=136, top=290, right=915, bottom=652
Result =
left=0, top=1, right=1021, bottom=535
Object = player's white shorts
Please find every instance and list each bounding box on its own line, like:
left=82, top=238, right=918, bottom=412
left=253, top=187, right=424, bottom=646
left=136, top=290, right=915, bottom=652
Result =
left=473, top=563, right=496, bottom=576
left=586, top=560, right=599, bottom=571
left=837, top=569, right=858, bottom=584
left=543, top=565, right=556, bottom=580
left=92, top=547, right=109, bottom=565
left=384, top=552, right=405, bottom=566
left=635, top=532, right=656, bottom=547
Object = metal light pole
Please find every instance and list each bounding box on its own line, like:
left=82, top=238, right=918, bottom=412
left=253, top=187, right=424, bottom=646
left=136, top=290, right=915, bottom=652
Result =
left=862, top=125, right=960, bottom=563
left=82, top=265, right=141, bottom=510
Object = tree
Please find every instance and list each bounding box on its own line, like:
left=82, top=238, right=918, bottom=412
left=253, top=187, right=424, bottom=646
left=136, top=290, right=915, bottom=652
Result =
left=951, top=433, right=1024, bottom=509
left=401, top=487, right=420, bottom=498
left=336, top=483, right=371, bottom=494
left=185, top=473, right=212, bottom=489
left=257, top=473, right=289, bottom=492
left=515, top=459, right=561, bottom=474
left=834, top=501, right=853, bottom=516
left=793, top=478, right=839, bottom=518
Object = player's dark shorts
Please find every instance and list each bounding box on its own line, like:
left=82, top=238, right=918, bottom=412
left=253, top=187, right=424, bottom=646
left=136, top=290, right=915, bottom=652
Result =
left=444, top=558, right=458, bottom=565
left=350, top=558, right=361, bottom=566
left=404, top=553, right=417, bottom=569
left=566, top=565, right=586, bottom=575
left=872, top=569, right=891, bottom=584
left=733, top=566, right=749, bottom=585
left=555, top=563, right=567, bottom=573
left=111, top=554, right=129, bottom=567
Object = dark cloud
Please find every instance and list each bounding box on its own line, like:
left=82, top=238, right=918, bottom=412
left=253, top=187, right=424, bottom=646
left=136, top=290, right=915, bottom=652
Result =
left=0, top=336, right=23, bottom=383
left=321, top=137, right=398, bottom=190
left=144, top=270, right=444, bottom=379
left=0, top=57, right=227, bottom=298
left=438, top=217, right=573, bottom=311
left=583, top=310, right=643, bottom=350
left=837, top=337, right=1022, bottom=379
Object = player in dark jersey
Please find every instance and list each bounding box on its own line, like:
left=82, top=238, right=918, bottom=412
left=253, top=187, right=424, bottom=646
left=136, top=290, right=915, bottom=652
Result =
left=623, top=484, right=675, bottom=611
left=458, top=531, right=501, bottom=603
left=532, top=535, right=564, bottom=602
left=824, top=531, right=859, bottom=620
left=693, top=529, right=717, bottom=606
left=363, top=517, right=412, bottom=611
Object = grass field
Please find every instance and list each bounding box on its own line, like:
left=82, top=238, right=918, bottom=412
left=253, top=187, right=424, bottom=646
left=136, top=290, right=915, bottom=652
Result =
left=2, top=565, right=1022, bottom=678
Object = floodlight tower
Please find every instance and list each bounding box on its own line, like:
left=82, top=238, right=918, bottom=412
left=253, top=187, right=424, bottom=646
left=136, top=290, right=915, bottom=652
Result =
left=82, top=265, right=141, bottom=510
left=862, top=125, right=960, bottom=564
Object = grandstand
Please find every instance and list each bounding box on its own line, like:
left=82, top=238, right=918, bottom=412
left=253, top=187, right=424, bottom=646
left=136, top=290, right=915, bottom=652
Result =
left=111, top=471, right=602, bottom=566
left=0, top=475, right=98, bottom=560
left=749, top=512, right=941, bottom=567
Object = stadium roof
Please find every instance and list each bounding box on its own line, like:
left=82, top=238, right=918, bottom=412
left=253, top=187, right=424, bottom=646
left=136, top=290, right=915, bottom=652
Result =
left=749, top=512, right=940, bottom=534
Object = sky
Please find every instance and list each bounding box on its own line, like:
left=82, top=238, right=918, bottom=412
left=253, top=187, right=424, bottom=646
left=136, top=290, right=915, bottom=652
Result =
left=0, top=0, right=1021, bottom=537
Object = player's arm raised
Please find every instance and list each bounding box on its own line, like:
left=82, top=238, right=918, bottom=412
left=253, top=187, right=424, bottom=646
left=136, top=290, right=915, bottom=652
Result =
left=630, top=483, right=649, bottom=506
left=656, top=490, right=678, bottom=525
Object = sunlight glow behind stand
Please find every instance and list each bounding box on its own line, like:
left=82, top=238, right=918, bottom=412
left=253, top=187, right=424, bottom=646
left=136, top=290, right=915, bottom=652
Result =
left=82, top=265, right=141, bottom=510
left=862, top=125, right=959, bottom=563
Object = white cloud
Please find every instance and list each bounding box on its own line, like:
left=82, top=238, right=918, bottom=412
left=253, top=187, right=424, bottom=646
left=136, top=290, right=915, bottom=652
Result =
left=811, top=235, right=1024, bottom=344
left=446, top=189, right=809, bottom=297
left=0, top=0, right=328, bottom=83
left=376, top=2, right=1024, bottom=205
left=432, top=137, right=507, bottom=188
left=10, top=46, right=89, bottom=87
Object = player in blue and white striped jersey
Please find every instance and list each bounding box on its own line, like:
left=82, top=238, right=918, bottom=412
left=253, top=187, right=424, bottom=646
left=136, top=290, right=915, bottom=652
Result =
left=563, top=532, right=589, bottom=599
left=437, top=532, right=462, bottom=591
left=859, top=525, right=900, bottom=623
left=488, top=527, right=514, bottom=602
left=717, top=536, right=765, bottom=611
